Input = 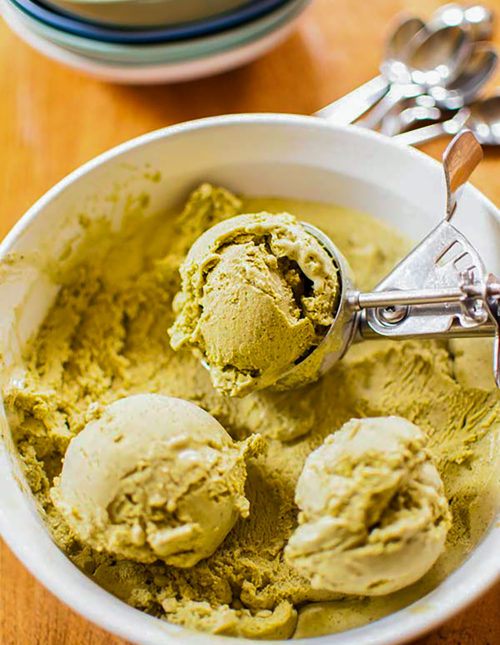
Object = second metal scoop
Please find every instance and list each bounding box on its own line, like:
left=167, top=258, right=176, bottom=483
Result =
left=280, top=131, right=500, bottom=390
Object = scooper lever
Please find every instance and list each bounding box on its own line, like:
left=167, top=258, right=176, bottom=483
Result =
left=350, top=131, right=500, bottom=386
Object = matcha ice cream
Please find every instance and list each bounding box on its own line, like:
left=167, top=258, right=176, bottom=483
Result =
left=3, top=184, right=500, bottom=639
left=286, top=416, right=451, bottom=595
left=52, top=394, right=264, bottom=567
left=169, top=213, right=339, bottom=396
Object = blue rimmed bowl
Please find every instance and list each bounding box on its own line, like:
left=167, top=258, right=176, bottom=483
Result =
left=9, top=0, right=288, bottom=41
left=4, top=0, right=306, bottom=64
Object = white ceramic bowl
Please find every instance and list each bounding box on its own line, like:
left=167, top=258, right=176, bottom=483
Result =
left=1, top=115, right=500, bottom=645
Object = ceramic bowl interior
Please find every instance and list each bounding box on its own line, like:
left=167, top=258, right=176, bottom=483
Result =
left=1, top=116, right=500, bottom=645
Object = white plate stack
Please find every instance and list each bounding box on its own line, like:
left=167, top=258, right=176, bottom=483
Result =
left=1, top=0, right=311, bottom=82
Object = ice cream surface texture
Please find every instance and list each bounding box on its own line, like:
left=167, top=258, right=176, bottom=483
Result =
left=51, top=394, right=264, bottom=566
left=3, top=184, right=500, bottom=639
left=285, top=416, right=451, bottom=595
left=169, top=213, right=339, bottom=396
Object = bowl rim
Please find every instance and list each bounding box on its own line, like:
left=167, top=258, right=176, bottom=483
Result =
left=1, top=113, right=500, bottom=645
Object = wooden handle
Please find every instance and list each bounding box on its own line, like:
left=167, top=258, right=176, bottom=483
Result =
left=444, top=130, right=483, bottom=219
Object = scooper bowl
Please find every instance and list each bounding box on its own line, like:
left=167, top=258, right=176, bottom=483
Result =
left=1, top=116, right=500, bottom=645
left=274, top=223, right=358, bottom=391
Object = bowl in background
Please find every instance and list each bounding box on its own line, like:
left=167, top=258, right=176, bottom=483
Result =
left=3, top=0, right=307, bottom=63
left=1, top=114, right=500, bottom=645
left=1, top=0, right=306, bottom=81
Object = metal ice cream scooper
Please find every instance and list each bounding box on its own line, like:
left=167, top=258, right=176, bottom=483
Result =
left=283, top=130, right=500, bottom=389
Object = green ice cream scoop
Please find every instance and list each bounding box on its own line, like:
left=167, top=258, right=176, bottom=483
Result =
left=169, top=213, right=340, bottom=397
left=52, top=394, right=264, bottom=567
left=285, top=416, right=451, bottom=596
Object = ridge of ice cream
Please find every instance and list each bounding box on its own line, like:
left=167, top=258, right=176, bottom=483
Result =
left=52, top=394, right=265, bottom=567
left=169, top=212, right=339, bottom=397
left=285, top=416, right=452, bottom=596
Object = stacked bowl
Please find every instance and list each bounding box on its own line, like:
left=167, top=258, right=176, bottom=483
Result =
left=1, top=0, right=310, bottom=82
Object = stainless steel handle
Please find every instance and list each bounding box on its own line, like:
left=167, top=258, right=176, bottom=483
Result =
left=357, top=83, right=423, bottom=129
left=315, top=75, right=389, bottom=125
left=393, top=108, right=471, bottom=146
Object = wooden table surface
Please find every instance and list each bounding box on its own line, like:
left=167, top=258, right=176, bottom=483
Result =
left=2, top=0, right=500, bottom=642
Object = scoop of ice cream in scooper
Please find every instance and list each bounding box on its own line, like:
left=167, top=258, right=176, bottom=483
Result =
left=169, top=212, right=344, bottom=396
left=170, top=131, right=500, bottom=396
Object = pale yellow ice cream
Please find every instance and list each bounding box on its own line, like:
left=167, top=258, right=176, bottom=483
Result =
left=52, top=394, right=264, bottom=567
left=285, top=416, right=451, bottom=595
left=169, top=213, right=339, bottom=397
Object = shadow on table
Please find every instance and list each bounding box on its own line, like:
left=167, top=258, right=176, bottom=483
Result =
left=106, top=25, right=332, bottom=124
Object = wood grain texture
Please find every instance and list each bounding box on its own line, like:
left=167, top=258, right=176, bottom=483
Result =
left=1, top=0, right=500, bottom=642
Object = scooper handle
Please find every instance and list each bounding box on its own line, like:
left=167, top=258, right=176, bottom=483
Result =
left=443, top=129, right=483, bottom=219
left=349, top=132, right=500, bottom=384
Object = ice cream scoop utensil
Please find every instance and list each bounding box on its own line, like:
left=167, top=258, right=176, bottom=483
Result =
left=195, top=132, right=498, bottom=392
left=295, top=131, right=500, bottom=388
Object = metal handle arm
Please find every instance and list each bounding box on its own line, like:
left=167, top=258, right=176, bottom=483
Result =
left=348, top=282, right=500, bottom=310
